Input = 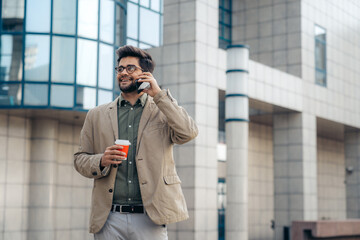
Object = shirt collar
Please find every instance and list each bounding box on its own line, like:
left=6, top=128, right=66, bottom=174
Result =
left=119, top=93, right=148, bottom=107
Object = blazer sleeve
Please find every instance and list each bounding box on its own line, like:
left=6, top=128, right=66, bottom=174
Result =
left=153, top=89, right=198, bottom=144
left=74, top=109, right=111, bottom=179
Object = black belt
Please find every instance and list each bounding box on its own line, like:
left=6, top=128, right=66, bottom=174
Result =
left=111, top=205, right=144, bottom=213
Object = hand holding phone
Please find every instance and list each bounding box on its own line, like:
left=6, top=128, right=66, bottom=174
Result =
left=135, top=79, right=150, bottom=94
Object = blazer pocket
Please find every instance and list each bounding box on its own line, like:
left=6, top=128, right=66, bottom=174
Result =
left=163, top=175, right=182, bottom=185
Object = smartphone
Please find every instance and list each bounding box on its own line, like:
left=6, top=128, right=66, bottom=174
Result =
left=135, top=79, right=150, bottom=94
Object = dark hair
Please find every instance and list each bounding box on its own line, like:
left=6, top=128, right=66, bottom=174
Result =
left=116, top=45, right=155, bottom=73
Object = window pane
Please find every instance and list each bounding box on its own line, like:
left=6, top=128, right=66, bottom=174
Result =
left=139, top=8, right=160, bottom=46
left=25, top=0, right=51, bottom=32
left=1, top=35, right=23, bottom=81
left=225, top=26, right=231, bottom=40
left=0, top=83, right=22, bottom=106
left=98, top=89, right=113, bottom=105
left=98, top=44, right=114, bottom=89
left=76, top=86, right=96, bottom=109
left=316, top=71, right=326, bottom=86
left=224, top=11, right=230, bottom=25
left=115, top=4, right=126, bottom=46
left=24, top=35, right=50, bottom=82
left=78, top=0, right=98, bottom=39
left=51, top=36, right=75, bottom=83
left=127, top=3, right=138, bottom=39
left=315, top=25, right=326, bottom=41
left=51, top=84, right=74, bottom=107
left=76, top=39, right=97, bottom=86
left=126, top=38, right=138, bottom=47
left=151, top=0, right=160, bottom=12
left=315, top=41, right=326, bottom=70
left=1, top=0, right=24, bottom=31
left=139, top=42, right=151, bottom=49
left=52, top=0, right=76, bottom=35
left=140, top=0, right=149, bottom=7
left=224, top=0, right=230, bottom=10
left=100, top=0, right=114, bottom=43
left=24, top=83, right=48, bottom=105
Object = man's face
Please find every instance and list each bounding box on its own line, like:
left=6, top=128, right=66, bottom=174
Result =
left=117, top=56, right=143, bottom=93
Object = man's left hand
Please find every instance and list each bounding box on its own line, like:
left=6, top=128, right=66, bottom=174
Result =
left=137, top=72, right=161, bottom=97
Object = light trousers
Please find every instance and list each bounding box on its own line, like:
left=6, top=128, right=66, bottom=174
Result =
left=94, top=212, right=168, bottom=240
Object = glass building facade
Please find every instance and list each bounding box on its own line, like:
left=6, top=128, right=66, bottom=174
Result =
left=0, top=0, right=163, bottom=110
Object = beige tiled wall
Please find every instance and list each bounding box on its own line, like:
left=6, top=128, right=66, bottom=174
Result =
left=317, top=137, right=346, bottom=220
left=0, top=113, right=92, bottom=240
left=248, top=123, right=274, bottom=240
left=0, top=114, right=31, bottom=240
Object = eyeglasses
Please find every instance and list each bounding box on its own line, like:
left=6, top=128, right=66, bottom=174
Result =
left=115, top=65, right=143, bottom=74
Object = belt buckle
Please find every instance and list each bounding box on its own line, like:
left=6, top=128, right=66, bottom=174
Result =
left=112, top=204, right=119, bottom=213
left=119, top=205, right=124, bottom=213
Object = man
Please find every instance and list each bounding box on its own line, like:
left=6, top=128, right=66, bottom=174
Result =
left=74, top=45, right=198, bottom=239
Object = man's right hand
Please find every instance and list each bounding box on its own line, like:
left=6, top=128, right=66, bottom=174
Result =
left=100, top=145, right=126, bottom=167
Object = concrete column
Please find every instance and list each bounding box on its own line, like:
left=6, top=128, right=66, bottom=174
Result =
left=273, top=113, right=318, bottom=240
left=225, top=45, right=249, bottom=240
left=345, top=129, right=360, bottom=218
left=155, top=1, right=222, bottom=239
left=27, top=119, right=59, bottom=239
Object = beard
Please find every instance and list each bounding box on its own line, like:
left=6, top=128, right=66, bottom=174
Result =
left=118, top=76, right=137, bottom=93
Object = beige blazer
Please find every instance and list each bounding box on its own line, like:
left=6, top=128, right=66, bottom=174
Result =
left=74, top=89, right=198, bottom=233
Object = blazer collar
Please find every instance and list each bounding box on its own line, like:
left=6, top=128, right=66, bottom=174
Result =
left=106, top=95, right=156, bottom=145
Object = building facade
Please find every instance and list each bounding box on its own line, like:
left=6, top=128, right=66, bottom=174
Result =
left=1, top=0, right=360, bottom=240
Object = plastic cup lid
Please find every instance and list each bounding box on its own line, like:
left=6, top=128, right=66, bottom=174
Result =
left=115, top=139, right=131, bottom=145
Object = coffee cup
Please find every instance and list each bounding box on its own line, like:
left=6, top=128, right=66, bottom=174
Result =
left=115, top=139, right=131, bottom=160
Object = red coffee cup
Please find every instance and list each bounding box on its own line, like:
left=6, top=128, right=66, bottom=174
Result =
left=115, top=139, right=131, bottom=160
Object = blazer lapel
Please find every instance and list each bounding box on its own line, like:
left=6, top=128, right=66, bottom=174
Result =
left=107, top=97, right=119, bottom=140
left=137, top=97, right=156, bottom=153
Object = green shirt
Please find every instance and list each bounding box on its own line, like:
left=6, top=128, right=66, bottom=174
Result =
left=112, top=93, right=147, bottom=205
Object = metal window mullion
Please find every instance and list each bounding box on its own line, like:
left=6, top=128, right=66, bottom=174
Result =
left=74, top=0, right=79, bottom=109
left=48, top=0, right=54, bottom=108
left=229, top=0, right=232, bottom=43
left=21, top=0, right=28, bottom=106
left=137, top=2, right=140, bottom=46
left=159, top=0, right=162, bottom=46
left=96, top=0, right=100, bottom=106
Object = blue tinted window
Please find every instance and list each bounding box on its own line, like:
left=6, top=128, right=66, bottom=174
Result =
left=1, top=0, right=25, bottom=32
left=24, top=35, right=50, bottom=82
left=76, top=86, right=96, bottom=109
left=115, top=4, right=126, bottom=46
left=98, top=44, right=114, bottom=89
left=51, top=85, right=74, bottom=107
left=24, top=83, right=48, bottom=105
left=26, top=0, right=51, bottom=32
left=1, top=35, right=23, bottom=81
left=127, top=1, right=163, bottom=48
left=0, top=83, right=22, bottom=106
left=127, top=2, right=139, bottom=39
left=100, top=0, right=115, bottom=43
left=52, top=0, right=76, bottom=35
left=76, top=39, right=97, bottom=86
left=98, top=89, right=113, bottom=105
left=315, top=25, right=326, bottom=86
left=51, top=36, right=75, bottom=83
left=140, top=8, right=160, bottom=46
left=151, top=0, right=160, bottom=12
left=219, top=0, right=232, bottom=49
left=78, top=0, right=99, bottom=39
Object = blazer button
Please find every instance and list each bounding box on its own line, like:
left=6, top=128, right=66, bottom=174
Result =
left=92, top=171, right=97, bottom=176
left=109, top=189, right=113, bottom=193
